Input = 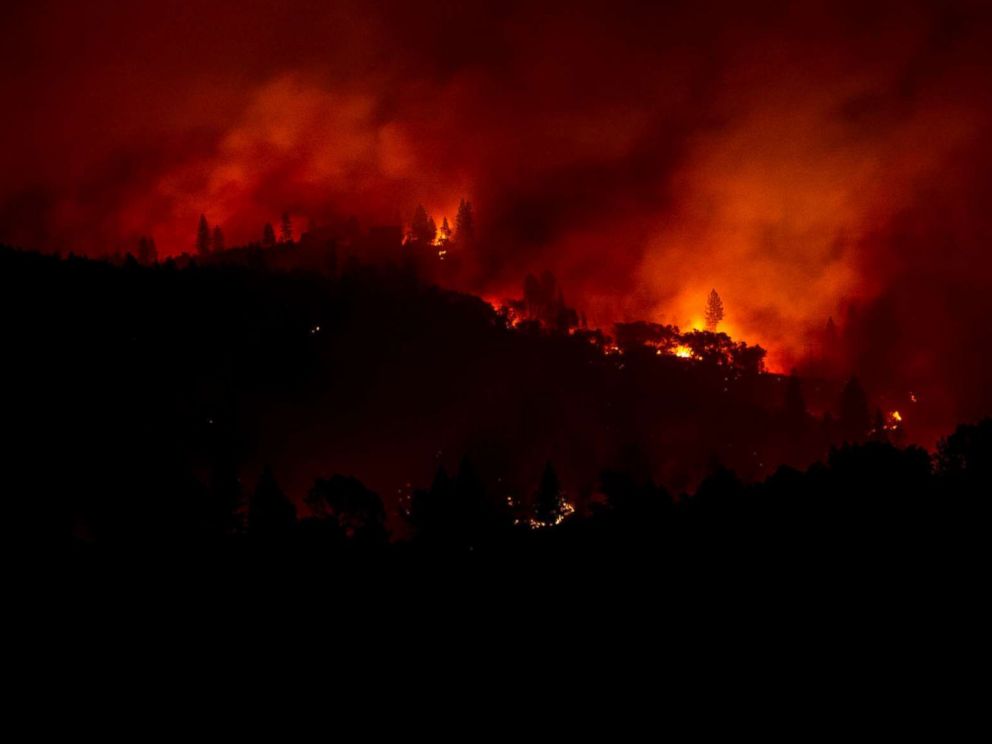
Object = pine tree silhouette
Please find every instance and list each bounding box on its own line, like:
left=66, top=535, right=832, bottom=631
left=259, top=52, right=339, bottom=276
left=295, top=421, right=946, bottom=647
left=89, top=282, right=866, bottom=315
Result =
left=455, top=199, right=475, bottom=245
left=705, top=289, right=724, bottom=331
left=411, top=205, right=432, bottom=243
left=196, top=215, right=211, bottom=256
left=262, top=223, right=276, bottom=248
left=280, top=213, right=293, bottom=244
left=438, top=217, right=452, bottom=243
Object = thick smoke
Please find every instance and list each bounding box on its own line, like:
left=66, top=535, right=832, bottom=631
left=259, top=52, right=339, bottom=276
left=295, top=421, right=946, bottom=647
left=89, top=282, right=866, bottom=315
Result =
left=2, top=0, right=992, bottom=438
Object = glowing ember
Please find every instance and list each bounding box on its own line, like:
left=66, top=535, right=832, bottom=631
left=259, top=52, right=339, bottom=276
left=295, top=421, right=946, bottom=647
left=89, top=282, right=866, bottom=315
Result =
left=673, top=344, right=694, bottom=359
left=520, top=501, right=576, bottom=530
left=883, top=410, right=904, bottom=431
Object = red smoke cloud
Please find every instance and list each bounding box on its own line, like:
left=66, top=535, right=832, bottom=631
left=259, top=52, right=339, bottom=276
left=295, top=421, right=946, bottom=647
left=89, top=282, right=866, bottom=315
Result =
left=3, top=0, right=992, bottom=439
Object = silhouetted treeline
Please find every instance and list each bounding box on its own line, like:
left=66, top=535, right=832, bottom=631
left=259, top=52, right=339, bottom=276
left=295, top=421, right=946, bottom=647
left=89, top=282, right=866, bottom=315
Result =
left=2, top=244, right=985, bottom=568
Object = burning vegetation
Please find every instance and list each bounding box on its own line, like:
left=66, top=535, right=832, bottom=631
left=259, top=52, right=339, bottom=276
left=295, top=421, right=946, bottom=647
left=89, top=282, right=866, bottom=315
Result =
left=483, top=270, right=765, bottom=373
left=612, top=321, right=766, bottom=373
left=6, top=238, right=988, bottom=568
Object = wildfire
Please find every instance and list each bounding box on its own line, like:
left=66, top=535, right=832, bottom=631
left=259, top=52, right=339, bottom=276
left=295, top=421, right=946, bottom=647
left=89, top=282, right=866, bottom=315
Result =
left=883, top=410, right=904, bottom=432
left=432, top=218, right=452, bottom=248
left=481, top=299, right=707, bottom=366
left=521, top=501, right=576, bottom=530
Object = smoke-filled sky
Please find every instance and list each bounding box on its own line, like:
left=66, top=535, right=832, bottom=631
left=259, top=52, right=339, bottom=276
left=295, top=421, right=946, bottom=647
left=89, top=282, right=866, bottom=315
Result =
left=3, top=0, right=992, bottom=436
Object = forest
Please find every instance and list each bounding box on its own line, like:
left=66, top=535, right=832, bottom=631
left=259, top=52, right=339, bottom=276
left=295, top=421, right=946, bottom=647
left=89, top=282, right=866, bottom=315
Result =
left=3, top=240, right=988, bottom=580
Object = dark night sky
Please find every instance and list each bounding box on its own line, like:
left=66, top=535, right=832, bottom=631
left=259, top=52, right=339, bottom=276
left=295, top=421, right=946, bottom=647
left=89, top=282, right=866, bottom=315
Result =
left=3, top=0, right=992, bottom=438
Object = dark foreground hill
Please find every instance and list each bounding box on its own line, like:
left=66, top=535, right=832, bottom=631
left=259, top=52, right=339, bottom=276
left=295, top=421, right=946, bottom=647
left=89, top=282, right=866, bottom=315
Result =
left=2, top=245, right=989, bottom=579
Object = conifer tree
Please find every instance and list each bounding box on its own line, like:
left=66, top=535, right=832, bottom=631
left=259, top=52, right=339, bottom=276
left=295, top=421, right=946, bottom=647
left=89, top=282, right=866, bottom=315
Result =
left=438, top=217, right=452, bottom=243
left=262, top=223, right=276, bottom=248
left=411, top=205, right=432, bottom=243
left=705, top=289, right=724, bottom=331
left=280, top=212, right=293, bottom=243
left=455, top=198, right=475, bottom=244
left=196, top=215, right=211, bottom=256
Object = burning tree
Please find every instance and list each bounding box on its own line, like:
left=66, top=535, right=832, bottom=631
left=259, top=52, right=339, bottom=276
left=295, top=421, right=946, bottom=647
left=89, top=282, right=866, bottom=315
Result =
left=612, top=321, right=766, bottom=373
left=438, top=217, right=452, bottom=244
left=705, top=289, right=724, bottom=331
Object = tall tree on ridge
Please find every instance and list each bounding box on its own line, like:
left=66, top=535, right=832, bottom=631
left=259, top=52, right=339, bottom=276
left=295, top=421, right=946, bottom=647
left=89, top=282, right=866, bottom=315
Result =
left=411, top=205, right=432, bottom=243
left=438, top=217, right=452, bottom=244
left=455, top=198, right=475, bottom=245
left=705, top=289, right=724, bottom=331
left=196, top=215, right=211, bottom=256
left=211, top=226, right=225, bottom=253
left=262, top=222, right=276, bottom=248
left=280, top=212, right=294, bottom=244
